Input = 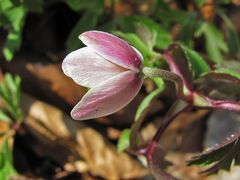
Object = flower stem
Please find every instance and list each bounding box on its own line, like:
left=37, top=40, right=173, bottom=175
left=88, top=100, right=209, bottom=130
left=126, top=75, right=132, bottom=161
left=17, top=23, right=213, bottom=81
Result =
left=142, top=67, right=191, bottom=102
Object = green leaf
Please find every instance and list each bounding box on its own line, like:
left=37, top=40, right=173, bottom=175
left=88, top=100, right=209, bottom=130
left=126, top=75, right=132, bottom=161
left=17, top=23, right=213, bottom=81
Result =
left=4, top=5, right=26, bottom=31
left=226, top=28, right=240, bottom=56
left=151, top=0, right=169, bottom=15
left=116, top=16, right=171, bottom=50
left=62, top=0, right=103, bottom=12
left=155, top=9, right=190, bottom=24
left=214, top=68, right=240, bottom=79
left=135, top=88, right=163, bottom=121
left=15, top=75, right=21, bottom=106
left=62, top=0, right=83, bottom=11
left=66, top=10, right=102, bottom=51
left=136, top=17, right=171, bottom=49
left=130, top=88, right=164, bottom=149
left=64, top=0, right=104, bottom=51
left=0, top=0, right=12, bottom=11
left=217, top=0, right=231, bottom=4
left=194, top=21, right=206, bottom=38
left=115, top=16, right=137, bottom=33
left=220, top=13, right=240, bottom=56
left=135, top=23, right=156, bottom=50
left=214, top=60, right=240, bottom=79
left=152, top=77, right=165, bottom=89
left=0, top=80, right=10, bottom=104
left=4, top=74, right=21, bottom=109
left=117, top=129, right=130, bottom=152
left=179, top=13, right=200, bottom=47
left=203, top=23, right=228, bottom=63
left=2, top=4, right=26, bottom=61
left=0, top=73, right=23, bottom=121
left=181, top=45, right=210, bottom=78
left=195, top=0, right=208, bottom=7
left=5, top=73, right=17, bottom=93
left=0, top=139, right=16, bottom=179
left=0, top=110, right=11, bottom=124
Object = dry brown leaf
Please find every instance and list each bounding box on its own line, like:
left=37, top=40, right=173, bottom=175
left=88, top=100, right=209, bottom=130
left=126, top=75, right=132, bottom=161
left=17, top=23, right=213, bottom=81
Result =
left=76, top=127, right=148, bottom=179
left=1, top=59, right=85, bottom=109
left=26, top=63, right=86, bottom=105
left=10, top=175, right=43, bottom=180
left=166, top=152, right=207, bottom=180
left=0, top=69, right=3, bottom=80
left=139, top=109, right=208, bottom=152
left=233, top=0, right=240, bottom=5
left=27, top=100, right=71, bottom=139
left=106, top=127, right=121, bottom=140
left=0, top=121, right=9, bottom=145
left=21, top=93, right=148, bottom=179
left=200, top=0, right=215, bottom=21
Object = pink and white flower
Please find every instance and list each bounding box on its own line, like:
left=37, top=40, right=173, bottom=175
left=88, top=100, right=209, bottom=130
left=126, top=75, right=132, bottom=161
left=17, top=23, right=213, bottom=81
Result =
left=62, top=31, right=143, bottom=120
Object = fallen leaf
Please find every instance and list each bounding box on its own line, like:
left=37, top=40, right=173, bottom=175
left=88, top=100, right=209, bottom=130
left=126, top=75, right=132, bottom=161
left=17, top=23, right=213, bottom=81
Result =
left=0, top=59, right=85, bottom=109
left=26, top=63, right=86, bottom=105
left=76, top=127, right=148, bottom=179
left=20, top=93, right=148, bottom=179
left=166, top=152, right=207, bottom=180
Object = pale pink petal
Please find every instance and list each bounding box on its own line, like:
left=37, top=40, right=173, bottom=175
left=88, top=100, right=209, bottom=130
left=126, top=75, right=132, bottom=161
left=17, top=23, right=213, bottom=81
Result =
left=62, top=47, right=125, bottom=88
left=79, top=31, right=143, bottom=71
left=71, top=71, right=143, bottom=120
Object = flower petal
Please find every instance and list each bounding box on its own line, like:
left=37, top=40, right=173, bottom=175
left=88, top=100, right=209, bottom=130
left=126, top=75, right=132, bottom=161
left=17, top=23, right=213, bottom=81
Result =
left=62, top=47, right=125, bottom=88
left=71, top=71, right=143, bottom=120
left=79, top=31, right=143, bottom=71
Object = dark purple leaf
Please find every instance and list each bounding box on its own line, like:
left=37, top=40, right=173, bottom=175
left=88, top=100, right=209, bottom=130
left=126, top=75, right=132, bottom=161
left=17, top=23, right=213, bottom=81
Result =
left=163, top=44, right=193, bottom=90
left=187, top=131, right=240, bottom=175
left=196, top=72, right=240, bottom=97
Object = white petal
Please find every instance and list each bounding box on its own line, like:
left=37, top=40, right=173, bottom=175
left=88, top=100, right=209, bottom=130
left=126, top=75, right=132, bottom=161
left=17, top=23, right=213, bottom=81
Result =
left=62, top=47, right=125, bottom=88
left=71, top=71, right=143, bottom=120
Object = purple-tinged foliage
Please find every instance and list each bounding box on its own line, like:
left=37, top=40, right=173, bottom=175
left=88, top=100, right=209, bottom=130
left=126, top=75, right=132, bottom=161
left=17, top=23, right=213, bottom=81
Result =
left=160, top=44, right=240, bottom=175
left=187, top=131, right=240, bottom=175
left=63, top=32, right=240, bottom=178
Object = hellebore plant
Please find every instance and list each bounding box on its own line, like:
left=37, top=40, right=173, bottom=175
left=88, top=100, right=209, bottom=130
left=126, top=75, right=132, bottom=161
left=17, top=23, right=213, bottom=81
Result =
left=62, top=31, right=180, bottom=121
left=63, top=31, right=240, bottom=179
left=62, top=31, right=144, bottom=120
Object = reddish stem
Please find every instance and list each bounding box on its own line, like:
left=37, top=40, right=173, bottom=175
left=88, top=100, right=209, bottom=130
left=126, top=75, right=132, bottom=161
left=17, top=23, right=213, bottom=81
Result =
left=208, top=98, right=240, bottom=111
left=144, top=104, right=191, bottom=161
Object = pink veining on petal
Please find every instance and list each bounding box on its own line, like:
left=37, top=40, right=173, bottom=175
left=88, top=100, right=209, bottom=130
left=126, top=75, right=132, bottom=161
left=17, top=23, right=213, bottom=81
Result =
left=62, top=47, right=125, bottom=88
left=79, top=31, right=143, bottom=71
left=71, top=71, right=143, bottom=120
